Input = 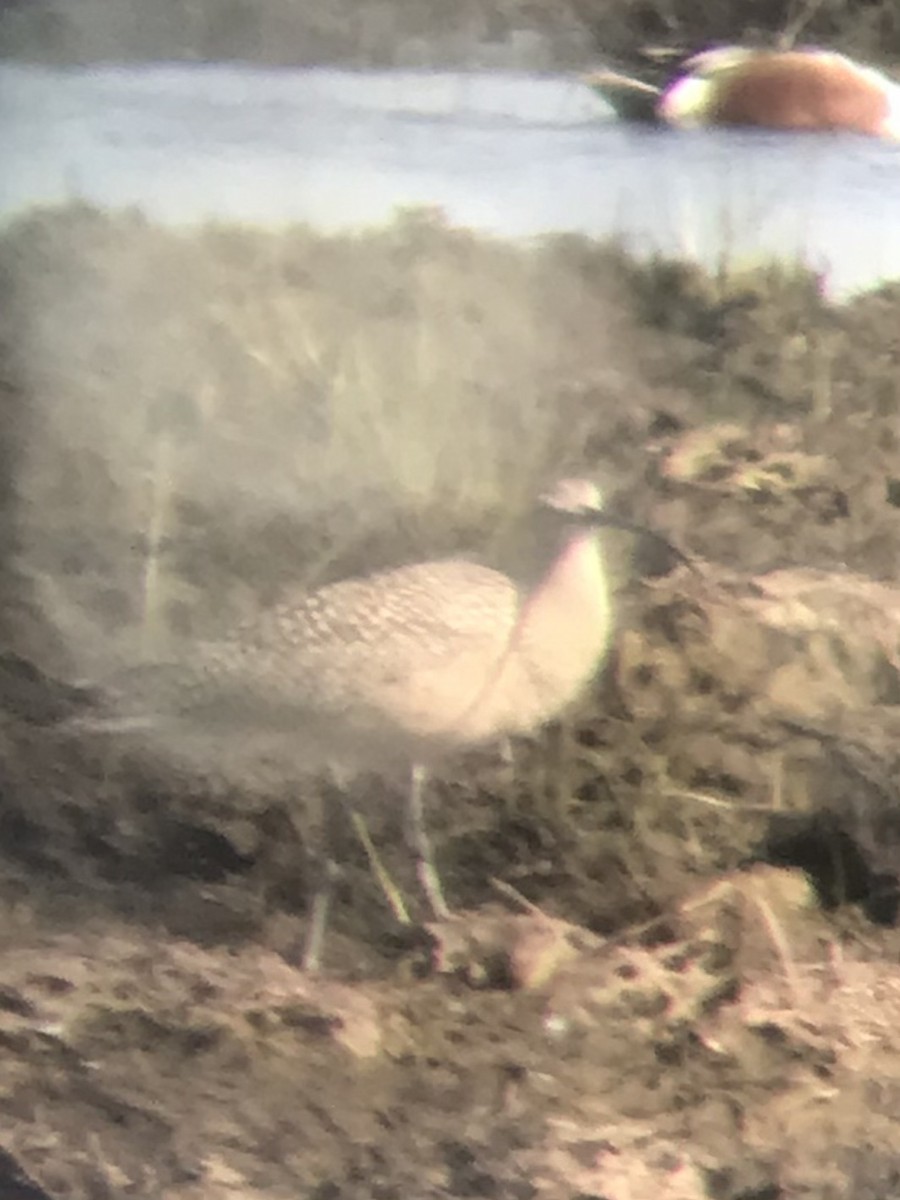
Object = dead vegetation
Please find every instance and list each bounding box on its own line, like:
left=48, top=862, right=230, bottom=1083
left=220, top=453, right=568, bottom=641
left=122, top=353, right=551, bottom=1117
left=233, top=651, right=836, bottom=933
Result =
left=2, top=0, right=900, bottom=70
left=0, top=205, right=899, bottom=1197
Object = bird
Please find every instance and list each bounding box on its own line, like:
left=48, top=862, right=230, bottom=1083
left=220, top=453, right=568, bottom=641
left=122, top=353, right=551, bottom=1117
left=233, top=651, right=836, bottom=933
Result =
left=76, top=478, right=617, bottom=968
left=584, top=47, right=900, bottom=140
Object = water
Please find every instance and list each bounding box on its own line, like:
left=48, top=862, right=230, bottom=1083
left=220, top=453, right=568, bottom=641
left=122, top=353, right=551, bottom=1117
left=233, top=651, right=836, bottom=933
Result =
left=2, top=61, right=899, bottom=296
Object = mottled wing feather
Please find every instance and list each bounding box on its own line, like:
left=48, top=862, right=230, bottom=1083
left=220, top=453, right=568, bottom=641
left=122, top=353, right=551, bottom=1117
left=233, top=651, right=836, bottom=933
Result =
left=132, top=560, right=521, bottom=734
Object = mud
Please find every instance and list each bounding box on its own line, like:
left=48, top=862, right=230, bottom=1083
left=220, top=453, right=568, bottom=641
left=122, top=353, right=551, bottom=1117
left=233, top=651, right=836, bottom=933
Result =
left=0, top=207, right=899, bottom=1198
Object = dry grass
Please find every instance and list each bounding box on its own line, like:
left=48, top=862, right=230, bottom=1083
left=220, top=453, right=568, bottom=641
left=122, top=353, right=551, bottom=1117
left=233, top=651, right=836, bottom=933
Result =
left=1, top=203, right=900, bottom=1199
left=2, top=203, right=898, bottom=902
left=0, top=201, right=895, bottom=740
left=2, top=204, right=648, bottom=675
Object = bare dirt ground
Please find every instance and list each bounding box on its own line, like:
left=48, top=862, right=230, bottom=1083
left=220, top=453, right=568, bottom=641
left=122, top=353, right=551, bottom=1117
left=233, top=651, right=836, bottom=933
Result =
left=0, top=208, right=899, bottom=1198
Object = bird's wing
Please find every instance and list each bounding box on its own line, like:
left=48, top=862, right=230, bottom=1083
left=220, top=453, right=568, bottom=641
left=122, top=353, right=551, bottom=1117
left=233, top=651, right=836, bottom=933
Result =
left=229, top=560, right=522, bottom=711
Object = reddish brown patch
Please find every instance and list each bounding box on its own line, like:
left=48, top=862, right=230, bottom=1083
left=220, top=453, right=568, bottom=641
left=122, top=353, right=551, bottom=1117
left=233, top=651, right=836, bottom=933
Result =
left=709, top=53, right=890, bottom=134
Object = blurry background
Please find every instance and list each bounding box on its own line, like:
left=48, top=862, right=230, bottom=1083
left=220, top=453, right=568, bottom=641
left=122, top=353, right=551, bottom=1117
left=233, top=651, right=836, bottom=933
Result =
left=2, top=206, right=652, bottom=684
left=2, top=0, right=899, bottom=68
left=1, top=3, right=900, bottom=1197
left=0, top=0, right=897, bottom=852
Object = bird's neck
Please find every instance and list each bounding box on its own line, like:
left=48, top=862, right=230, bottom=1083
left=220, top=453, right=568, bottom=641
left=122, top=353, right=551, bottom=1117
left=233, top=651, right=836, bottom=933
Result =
left=519, top=529, right=608, bottom=628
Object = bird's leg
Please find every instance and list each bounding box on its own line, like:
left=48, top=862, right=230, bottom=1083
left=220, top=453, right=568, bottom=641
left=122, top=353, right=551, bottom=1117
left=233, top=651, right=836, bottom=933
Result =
left=347, top=806, right=411, bottom=926
left=303, top=771, right=421, bottom=968
left=301, top=853, right=341, bottom=972
left=299, top=781, right=346, bottom=971
left=405, top=763, right=450, bottom=920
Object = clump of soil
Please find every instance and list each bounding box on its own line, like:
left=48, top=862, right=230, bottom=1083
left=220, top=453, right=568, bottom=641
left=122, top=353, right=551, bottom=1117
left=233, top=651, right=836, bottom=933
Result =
left=0, top=206, right=899, bottom=1198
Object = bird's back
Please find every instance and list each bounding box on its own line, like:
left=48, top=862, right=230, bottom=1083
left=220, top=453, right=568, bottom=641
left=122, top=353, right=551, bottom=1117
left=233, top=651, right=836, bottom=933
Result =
left=107, top=558, right=524, bottom=772
left=88, top=478, right=614, bottom=780
left=104, top=536, right=610, bottom=775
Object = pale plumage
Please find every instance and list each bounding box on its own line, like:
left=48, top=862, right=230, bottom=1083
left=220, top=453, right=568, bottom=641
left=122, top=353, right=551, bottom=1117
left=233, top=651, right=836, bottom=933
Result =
left=90, top=478, right=615, bottom=967
left=110, top=479, right=611, bottom=770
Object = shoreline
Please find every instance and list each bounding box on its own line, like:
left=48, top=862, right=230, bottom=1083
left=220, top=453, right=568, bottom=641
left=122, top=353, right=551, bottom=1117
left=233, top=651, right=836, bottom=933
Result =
left=2, top=0, right=900, bottom=73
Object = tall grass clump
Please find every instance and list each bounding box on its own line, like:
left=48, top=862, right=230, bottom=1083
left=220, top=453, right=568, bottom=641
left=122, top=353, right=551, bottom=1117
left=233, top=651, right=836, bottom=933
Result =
left=1, top=204, right=639, bottom=678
